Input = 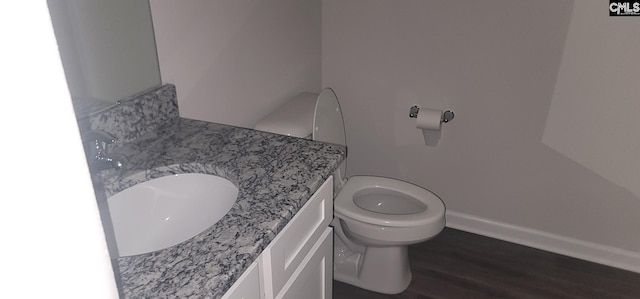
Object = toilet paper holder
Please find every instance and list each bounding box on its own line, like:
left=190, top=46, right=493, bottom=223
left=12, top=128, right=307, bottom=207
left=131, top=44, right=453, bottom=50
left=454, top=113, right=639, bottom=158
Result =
left=409, top=106, right=455, bottom=123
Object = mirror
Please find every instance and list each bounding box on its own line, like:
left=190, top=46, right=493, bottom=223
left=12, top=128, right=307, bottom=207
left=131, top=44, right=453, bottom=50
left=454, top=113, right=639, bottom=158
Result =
left=47, top=0, right=162, bottom=118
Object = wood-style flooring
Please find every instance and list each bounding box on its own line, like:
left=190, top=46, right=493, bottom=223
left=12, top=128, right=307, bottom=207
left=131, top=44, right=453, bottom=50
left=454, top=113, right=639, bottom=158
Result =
left=333, top=228, right=640, bottom=299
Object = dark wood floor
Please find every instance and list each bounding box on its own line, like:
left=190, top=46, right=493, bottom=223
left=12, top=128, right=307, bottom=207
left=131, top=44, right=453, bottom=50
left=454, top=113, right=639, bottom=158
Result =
left=333, top=228, right=640, bottom=299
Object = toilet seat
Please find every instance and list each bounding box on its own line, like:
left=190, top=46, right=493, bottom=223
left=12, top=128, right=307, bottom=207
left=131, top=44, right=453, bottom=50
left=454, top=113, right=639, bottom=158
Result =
left=335, top=176, right=445, bottom=228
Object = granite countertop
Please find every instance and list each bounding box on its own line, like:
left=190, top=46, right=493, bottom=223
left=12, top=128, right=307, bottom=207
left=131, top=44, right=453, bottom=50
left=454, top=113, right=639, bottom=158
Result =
left=99, top=118, right=345, bottom=298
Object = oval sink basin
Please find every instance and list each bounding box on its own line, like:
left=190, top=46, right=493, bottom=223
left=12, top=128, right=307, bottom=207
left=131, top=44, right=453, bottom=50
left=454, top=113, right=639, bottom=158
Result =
left=105, top=173, right=238, bottom=257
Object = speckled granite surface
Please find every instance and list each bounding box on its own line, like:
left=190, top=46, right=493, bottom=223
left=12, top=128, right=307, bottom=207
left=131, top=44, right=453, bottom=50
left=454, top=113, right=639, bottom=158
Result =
left=89, top=84, right=179, bottom=145
left=91, top=85, right=345, bottom=298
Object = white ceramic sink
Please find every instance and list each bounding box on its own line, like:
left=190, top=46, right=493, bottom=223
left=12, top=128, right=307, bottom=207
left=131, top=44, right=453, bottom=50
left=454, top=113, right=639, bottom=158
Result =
left=105, top=173, right=238, bottom=257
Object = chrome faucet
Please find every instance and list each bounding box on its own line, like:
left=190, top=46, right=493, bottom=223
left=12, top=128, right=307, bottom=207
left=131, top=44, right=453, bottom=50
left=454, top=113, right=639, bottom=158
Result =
left=82, top=130, right=125, bottom=173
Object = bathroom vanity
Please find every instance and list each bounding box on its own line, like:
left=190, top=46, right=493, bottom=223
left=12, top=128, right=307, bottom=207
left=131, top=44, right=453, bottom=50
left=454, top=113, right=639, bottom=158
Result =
left=224, top=177, right=333, bottom=299
left=90, top=85, right=345, bottom=298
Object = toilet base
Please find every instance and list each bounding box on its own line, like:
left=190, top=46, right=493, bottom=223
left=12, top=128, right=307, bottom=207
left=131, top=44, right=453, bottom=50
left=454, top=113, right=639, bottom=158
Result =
left=334, top=236, right=412, bottom=294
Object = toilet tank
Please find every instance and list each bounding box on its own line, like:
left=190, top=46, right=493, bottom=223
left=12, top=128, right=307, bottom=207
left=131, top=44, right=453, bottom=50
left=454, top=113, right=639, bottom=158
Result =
left=256, top=88, right=348, bottom=195
left=253, top=92, right=319, bottom=138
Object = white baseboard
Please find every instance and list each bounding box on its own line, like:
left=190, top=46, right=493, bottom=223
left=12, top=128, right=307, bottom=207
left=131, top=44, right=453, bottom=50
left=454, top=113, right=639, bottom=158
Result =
left=445, top=210, right=640, bottom=274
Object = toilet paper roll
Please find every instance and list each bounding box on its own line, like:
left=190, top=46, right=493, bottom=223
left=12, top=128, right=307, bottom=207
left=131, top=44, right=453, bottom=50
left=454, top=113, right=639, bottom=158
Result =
left=416, top=109, right=442, bottom=146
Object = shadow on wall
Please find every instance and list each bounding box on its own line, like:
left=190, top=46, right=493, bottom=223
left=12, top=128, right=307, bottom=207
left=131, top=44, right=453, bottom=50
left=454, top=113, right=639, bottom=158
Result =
left=542, top=0, right=640, bottom=199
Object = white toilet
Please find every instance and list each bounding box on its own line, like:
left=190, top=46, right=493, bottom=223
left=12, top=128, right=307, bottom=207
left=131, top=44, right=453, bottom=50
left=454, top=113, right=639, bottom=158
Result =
left=254, top=88, right=445, bottom=294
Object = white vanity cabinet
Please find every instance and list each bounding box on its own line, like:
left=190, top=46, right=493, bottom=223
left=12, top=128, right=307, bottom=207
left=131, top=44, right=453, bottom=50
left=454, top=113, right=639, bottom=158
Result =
left=223, top=176, right=334, bottom=299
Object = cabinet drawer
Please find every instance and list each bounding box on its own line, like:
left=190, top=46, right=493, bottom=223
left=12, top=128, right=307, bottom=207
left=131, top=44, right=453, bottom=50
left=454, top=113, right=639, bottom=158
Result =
left=261, top=176, right=333, bottom=298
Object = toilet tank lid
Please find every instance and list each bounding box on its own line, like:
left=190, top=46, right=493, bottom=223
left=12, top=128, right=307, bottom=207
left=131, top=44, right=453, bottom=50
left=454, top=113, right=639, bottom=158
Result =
left=254, top=92, right=319, bottom=138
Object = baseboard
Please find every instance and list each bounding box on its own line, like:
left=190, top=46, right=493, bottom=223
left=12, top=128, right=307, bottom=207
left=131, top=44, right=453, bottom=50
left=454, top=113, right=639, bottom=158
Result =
left=445, top=210, right=640, bottom=274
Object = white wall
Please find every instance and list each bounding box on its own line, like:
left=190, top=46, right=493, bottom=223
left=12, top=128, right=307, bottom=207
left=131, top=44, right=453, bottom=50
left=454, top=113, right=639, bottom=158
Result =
left=150, top=0, right=321, bottom=128
left=323, top=0, right=640, bottom=267
left=2, top=2, right=118, bottom=298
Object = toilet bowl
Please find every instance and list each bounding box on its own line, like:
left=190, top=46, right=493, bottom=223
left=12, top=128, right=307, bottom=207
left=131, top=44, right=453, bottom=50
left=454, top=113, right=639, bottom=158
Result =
left=332, top=175, right=445, bottom=294
left=254, top=88, right=446, bottom=294
left=336, top=176, right=445, bottom=245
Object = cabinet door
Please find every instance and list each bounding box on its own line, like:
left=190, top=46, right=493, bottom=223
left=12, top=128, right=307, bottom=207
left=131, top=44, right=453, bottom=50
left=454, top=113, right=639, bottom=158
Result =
left=276, top=227, right=333, bottom=299
left=221, top=262, right=261, bottom=299
left=262, top=176, right=333, bottom=298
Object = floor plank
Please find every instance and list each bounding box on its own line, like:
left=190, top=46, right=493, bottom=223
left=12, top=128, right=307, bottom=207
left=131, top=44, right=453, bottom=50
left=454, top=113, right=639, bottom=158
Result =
left=333, top=228, right=640, bottom=299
